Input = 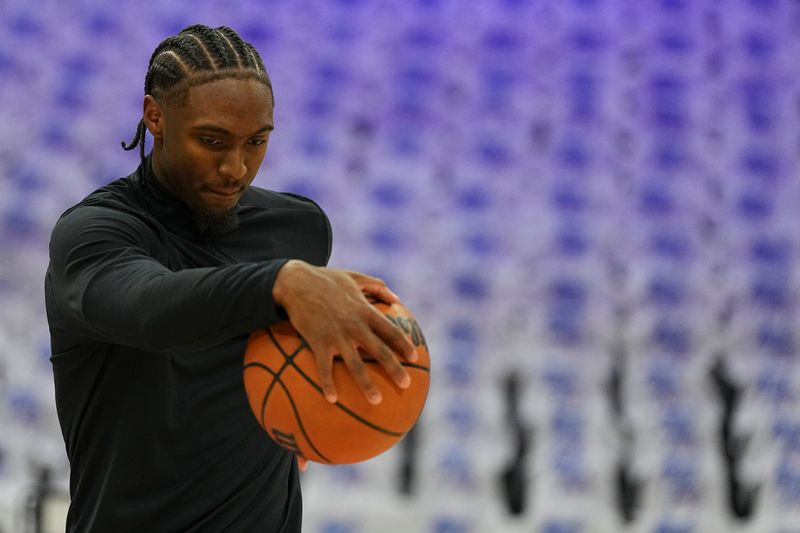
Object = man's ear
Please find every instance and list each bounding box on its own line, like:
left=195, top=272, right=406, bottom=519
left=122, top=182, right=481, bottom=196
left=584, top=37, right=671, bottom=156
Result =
left=142, top=95, right=165, bottom=140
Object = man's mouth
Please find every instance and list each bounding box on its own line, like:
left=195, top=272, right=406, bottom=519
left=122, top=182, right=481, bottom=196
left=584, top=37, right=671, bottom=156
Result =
left=206, top=187, right=241, bottom=198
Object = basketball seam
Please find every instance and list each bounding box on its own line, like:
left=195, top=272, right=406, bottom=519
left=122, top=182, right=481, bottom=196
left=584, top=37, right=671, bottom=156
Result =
left=286, top=337, right=406, bottom=437
left=243, top=361, right=332, bottom=463
left=259, top=328, right=308, bottom=415
left=359, top=357, right=430, bottom=373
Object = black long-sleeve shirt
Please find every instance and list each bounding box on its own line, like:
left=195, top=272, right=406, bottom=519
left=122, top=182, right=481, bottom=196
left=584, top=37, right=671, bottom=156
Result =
left=44, top=158, right=331, bottom=532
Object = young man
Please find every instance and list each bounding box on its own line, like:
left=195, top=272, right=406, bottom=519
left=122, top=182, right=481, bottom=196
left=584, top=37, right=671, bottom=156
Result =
left=44, top=24, right=416, bottom=532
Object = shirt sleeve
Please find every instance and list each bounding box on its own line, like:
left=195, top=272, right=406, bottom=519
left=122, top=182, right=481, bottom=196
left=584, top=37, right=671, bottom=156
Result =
left=284, top=192, right=332, bottom=264
left=47, top=205, right=290, bottom=353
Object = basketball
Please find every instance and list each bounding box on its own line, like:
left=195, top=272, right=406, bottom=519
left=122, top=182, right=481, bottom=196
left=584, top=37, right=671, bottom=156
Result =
left=243, top=300, right=431, bottom=464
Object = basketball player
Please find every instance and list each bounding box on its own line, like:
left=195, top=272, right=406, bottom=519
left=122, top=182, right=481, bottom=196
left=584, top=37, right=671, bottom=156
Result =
left=44, top=24, right=416, bottom=532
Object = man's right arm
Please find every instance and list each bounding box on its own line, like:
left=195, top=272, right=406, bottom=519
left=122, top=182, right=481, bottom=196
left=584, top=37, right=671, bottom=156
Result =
left=48, top=204, right=418, bottom=401
left=47, top=205, right=288, bottom=353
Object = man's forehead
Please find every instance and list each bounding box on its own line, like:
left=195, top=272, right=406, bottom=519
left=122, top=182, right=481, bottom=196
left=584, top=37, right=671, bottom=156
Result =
left=186, top=78, right=272, bottom=106
left=171, top=78, right=274, bottom=130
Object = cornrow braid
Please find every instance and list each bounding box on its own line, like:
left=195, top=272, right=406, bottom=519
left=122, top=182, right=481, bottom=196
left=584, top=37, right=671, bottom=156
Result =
left=219, top=27, right=250, bottom=68
left=245, top=44, right=265, bottom=74
left=170, top=38, right=213, bottom=71
left=200, top=26, right=236, bottom=68
left=120, top=119, right=147, bottom=162
left=122, top=24, right=273, bottom=166
left=186, top=32, right=222, bottom=70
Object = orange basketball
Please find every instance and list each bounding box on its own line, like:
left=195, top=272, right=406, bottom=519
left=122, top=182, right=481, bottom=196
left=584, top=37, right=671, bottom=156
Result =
left=242, top=300, right=431, bottom=464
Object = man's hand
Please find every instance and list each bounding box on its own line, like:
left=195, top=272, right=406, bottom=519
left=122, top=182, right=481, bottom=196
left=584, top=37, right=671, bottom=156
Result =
left=273, top=260, right=417, bottom=405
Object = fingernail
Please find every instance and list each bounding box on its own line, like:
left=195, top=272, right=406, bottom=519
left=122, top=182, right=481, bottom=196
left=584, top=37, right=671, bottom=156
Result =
left=408, top=350, right=418, bottom=362
left=386, top=288, right=399, bottom=300
left=399, top=374, right=411, bottom=388
left=368, top=391, right=383, bottom=405
left=325, top=392, right=338, bottom=403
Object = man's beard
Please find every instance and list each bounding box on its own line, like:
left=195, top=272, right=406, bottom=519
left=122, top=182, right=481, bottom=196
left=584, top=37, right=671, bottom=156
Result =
left=192, top=206, right=240, bottom=236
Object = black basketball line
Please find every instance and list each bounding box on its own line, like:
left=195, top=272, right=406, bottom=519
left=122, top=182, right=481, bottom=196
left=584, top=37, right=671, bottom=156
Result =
left=282, top=348, right=407, bottom=438
left=253, top=327, right=425, bottom=440
left=244, top=361, right=281, bottom=431
left=243, top=361, right=331, bottom=464
left=249, top=329, right=324, bottom=459
left=357, top=357, right=430, bottom=373
left=266, top=327, right=307, bottom=365
left=260, top=328, right=307, bottom=413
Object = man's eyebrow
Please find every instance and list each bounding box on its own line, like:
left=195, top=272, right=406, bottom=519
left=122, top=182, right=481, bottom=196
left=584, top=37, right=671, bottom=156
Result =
left=192, top=123, right=275, bottom=136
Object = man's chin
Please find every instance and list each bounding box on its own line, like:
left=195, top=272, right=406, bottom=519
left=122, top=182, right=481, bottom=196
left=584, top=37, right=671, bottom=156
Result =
left=192, top=206, right=240, bottom=236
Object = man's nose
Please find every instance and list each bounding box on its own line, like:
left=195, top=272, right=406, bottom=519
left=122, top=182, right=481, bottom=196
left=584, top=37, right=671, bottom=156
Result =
left=218, top=148, right=247, bottom=180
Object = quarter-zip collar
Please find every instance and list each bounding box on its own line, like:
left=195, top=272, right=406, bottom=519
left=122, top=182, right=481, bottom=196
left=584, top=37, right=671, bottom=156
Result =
left=134, top=154, right=241, bottom=241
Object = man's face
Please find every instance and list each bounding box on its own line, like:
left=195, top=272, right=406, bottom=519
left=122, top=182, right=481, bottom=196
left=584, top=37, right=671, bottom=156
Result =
left=146, top=78, right=274, bottom=227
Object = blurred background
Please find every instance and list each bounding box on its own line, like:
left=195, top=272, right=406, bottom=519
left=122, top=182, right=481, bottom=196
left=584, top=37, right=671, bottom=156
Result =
left=1, top=0, right=799, bottom=531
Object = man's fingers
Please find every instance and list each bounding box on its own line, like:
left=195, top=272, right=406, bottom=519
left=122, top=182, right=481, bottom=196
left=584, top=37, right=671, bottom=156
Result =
left=340, top=344, right=382, bottom=405
left=365, top=332, right=411, bottom=389
left=296, top=455, right=309, bottom=472
left=345, top=271, right=399, bottom=304
left=373, top=311, right=417, bottom=362
left=310, top=343, right=338, bottom=403
left=365, top=285, right=399, bottom=304
left=282, top=266, right=418, bottom=407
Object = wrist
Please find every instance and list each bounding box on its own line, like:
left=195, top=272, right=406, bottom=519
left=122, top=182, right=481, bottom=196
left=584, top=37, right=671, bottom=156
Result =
left=273, top=259, right=305, bottom=308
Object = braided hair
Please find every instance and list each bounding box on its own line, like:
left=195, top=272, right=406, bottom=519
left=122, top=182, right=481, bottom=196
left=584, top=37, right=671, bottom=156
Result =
left=121, top=24, right=273, bottom=164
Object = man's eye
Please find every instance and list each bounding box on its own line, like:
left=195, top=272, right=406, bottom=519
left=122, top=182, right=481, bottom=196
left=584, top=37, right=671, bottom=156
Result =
left=200, top=137, right=221, bottom=145
left=249, top=138, right=266, bottom=146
